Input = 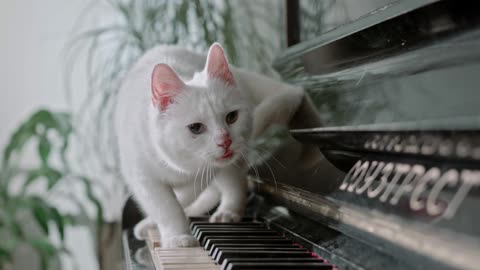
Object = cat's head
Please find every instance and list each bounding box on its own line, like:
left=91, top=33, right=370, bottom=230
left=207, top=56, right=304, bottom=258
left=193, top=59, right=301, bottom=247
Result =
left=150, top=43, right=253, bottom=173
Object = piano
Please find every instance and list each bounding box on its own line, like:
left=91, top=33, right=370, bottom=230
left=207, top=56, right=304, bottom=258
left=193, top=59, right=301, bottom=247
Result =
left=122, top=0, right=480, bottom=269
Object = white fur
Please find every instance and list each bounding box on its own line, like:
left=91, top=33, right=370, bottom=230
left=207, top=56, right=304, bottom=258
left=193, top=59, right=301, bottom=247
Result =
left=115, top=44, right=304, bottom=247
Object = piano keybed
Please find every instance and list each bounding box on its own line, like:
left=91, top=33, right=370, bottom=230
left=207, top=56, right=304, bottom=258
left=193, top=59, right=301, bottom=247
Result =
left=147, top=218, right=337, bottom=270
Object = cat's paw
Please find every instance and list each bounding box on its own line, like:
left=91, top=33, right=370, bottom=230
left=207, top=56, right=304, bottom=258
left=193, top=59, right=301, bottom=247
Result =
left=162, top=234, right=199, bottom=248
left=133, top=218, right=156, bottom=240
left=209, top=209, right=242, bottom=223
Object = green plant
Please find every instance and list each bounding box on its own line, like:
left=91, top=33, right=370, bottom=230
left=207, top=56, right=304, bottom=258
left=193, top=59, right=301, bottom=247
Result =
left=0, top=109, right=102, bottom=270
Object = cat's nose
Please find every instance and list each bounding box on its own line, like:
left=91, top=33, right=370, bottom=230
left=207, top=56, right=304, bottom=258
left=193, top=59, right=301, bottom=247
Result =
left=217, top=135, right=232, bottom=149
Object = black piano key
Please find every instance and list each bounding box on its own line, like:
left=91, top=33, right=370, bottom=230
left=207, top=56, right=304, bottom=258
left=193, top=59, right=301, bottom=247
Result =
left=188, top=219, right=336, bottom=269
left=221, top=257, right=326, bottom=270
left=199, top=230, right=279, bottom=245
left=215, top=250, right=312, bottom=264
left=212, top=247, right=308, bottom=261
left=192, top=222, right=264, bottom=230
left=193, top=224, right=266, bottom=236
left=193, top=227, right=268, bottom=238
left=190, top=219, right=255, bottom=230
left=191, top=221, right=262, bottom=227
left=204, top=237, right=292, bottom=250
left=209, top=243, right=295, bottom=256
left=226, top=262, right=333, bottom=270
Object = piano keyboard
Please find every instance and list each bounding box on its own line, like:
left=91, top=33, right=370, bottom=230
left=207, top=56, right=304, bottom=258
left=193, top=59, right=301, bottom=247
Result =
left=147, top=218, right=337, bottom=270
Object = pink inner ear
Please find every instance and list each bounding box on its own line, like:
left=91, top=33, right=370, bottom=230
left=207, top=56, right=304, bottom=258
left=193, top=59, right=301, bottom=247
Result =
left=206, top=44, right=235, bottom=85
left=151, top=64, right=185, bottom=110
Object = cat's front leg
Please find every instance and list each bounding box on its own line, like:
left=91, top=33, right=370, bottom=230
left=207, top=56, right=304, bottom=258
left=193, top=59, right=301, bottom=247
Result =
left=210, top=166, right=247, bottom=222
left=131, top=180, right=198, bottom=247
left=184, top=184, right=221, bottom=217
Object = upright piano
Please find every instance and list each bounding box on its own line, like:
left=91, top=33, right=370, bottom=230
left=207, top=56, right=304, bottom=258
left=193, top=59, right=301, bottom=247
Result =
left=122, top=0, right=480, bottom=269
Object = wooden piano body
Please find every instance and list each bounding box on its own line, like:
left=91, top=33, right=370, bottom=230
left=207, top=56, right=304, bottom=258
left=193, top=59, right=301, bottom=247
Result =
left=122, top=1, right=480, bottom=269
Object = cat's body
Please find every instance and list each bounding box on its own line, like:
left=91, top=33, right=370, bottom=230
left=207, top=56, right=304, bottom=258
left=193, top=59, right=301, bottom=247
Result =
left=115, top=43, right=304, bottom=247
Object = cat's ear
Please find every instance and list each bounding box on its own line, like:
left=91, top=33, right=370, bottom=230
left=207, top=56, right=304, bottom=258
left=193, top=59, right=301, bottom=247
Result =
left=205, top=43, right=235, bottom=86
left=151, top=64, right=185, bottom=110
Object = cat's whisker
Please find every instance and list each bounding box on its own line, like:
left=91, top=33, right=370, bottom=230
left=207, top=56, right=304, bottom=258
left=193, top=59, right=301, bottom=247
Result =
left=244, top=151, right=260, bottom=193
left=193, top=167, right=201, bottom=199
left=200, top=165, right=206, bottom=195
left=204, top=164, right=209, bottom=191
left=208, top=163, right=212, bottom=185
left=206, top=165, right=209, bottom=187
left=247, top=145, right=274, bottom=163
left=253, top=146, right=287, bottom=169
left=240, top=151, right=260, bottom=184
left=260, top=157, right=278, bottom=192
left=211, top=164, right=216, bottom=184
left=247, top=148, right=279, bottom=192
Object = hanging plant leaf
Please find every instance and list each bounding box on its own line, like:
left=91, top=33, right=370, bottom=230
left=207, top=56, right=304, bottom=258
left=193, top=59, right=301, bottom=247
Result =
left=51, top=112, right=72, bottom=137
left=22, top=167, right=62, bottom=191
left=38, top=134, right=51, bottom=165
left=45, top=168, right=62, bottom=190
left=49, top=207, right=65, bottom=241
left=23, top=169, right=43, bottom=191
left=3, top=119, right=36, bottom=166
left=32, top=204, right=50, bottom=235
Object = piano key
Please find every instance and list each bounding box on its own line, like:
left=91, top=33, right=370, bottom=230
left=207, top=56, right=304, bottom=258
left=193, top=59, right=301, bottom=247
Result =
left=192, top=223, right=262, bottom=234
left=190, top=219, right=255, bottom=230
left=215, top=250, right=313, bottom=264
left=225, top=262, right=333, bottom=270
left=194, top=227, right=269, bottom=238
left=159, top=256, right=213, bottom=263
left=221, top=257, right=327, bottom=270
left=193, top=224, right=266, bottom=231
left=204, top=237, right=292, bottom=250
left=208, top=243, right=295, bottom=256
left=162, top=264, right=218, bottom=270
left=154, top=247, right=207, bottom=252
left=147, top=219, right=337, bottom=270
left=199, top=231, right=280, bottom=245
left=189, top=216, right=254, bottom=223
left=192, top=222, right=263, bottom=228
left=152, top=247, right=219, bottom=270
left=193, top=224, right=266, bottom=236
left=212, top=247, right=308, bottom=261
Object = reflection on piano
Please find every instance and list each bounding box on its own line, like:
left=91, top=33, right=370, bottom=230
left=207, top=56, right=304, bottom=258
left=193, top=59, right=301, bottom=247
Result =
left=122, top=1, right=480, bottom=269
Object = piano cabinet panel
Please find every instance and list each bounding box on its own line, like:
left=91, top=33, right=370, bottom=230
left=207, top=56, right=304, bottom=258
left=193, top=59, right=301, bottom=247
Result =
left=253, top=1, right=480, bottom=269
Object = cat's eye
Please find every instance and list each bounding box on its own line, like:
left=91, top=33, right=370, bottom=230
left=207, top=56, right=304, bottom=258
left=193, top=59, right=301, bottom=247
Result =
left=225, top=110, right=238, bottom=125
left=187, top=123, right=205, bottom=134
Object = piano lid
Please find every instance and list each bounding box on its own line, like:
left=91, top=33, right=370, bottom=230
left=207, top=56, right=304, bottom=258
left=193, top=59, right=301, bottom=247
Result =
left=253, top=1, right=480, bottom=269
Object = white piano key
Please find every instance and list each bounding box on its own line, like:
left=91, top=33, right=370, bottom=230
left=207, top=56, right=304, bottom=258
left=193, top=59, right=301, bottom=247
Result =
left=147, top=228, right=219, bottom=270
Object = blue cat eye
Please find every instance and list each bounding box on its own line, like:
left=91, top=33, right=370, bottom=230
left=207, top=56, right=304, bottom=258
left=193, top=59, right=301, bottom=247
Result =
left=187, top=123, right=205, bottom=134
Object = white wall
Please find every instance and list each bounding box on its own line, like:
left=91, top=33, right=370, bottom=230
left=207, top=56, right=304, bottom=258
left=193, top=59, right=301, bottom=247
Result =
left=0, top=1, right=103, bottom=269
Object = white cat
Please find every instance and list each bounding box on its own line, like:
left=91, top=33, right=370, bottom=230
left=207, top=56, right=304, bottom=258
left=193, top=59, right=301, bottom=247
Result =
left=115, top=43, right=304, bottom=248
